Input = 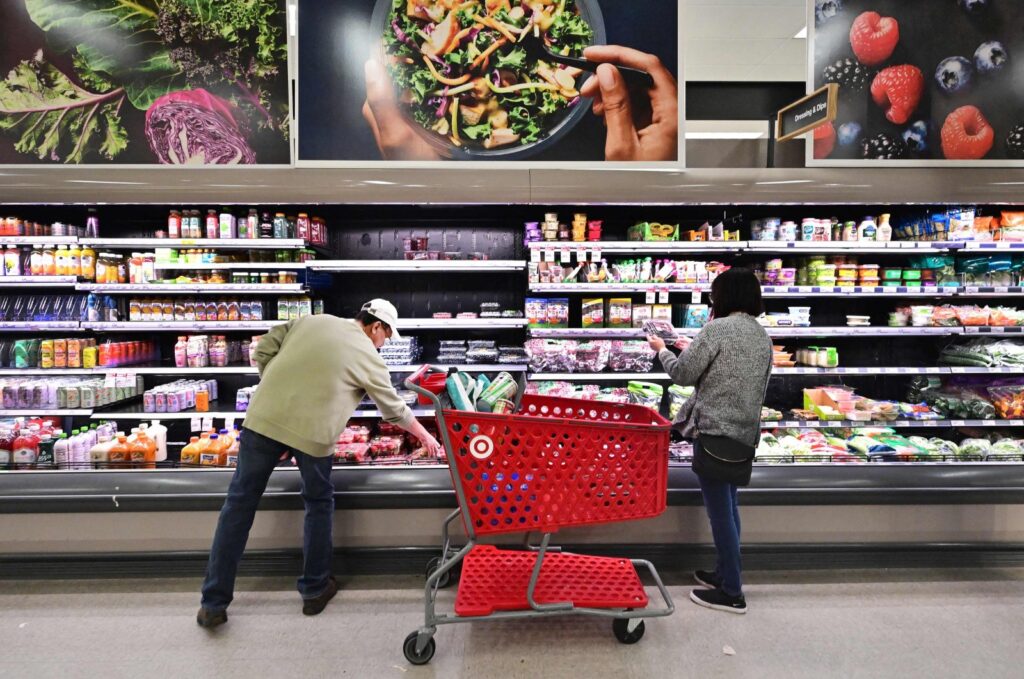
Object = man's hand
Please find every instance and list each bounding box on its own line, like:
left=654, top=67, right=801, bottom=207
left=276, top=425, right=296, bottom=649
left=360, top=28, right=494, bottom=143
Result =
left=363, top=59, right=442, bottom=161
left=580, top=46, right=679, bottom=162
left=421, top=434, right=443, bottom=459
left=647, top=335, right=667, bottom=353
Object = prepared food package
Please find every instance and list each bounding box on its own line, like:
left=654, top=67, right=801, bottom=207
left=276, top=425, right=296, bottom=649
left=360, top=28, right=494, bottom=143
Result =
left=525, top=338, right=578, bottom=373
left=575, top=341, right=610, bottom=373
left=608, top=341, right=655, bottom=373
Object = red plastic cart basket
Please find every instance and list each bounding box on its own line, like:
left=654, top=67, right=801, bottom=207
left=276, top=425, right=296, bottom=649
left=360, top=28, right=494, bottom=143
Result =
left=401, top=366, right=676, bottom=665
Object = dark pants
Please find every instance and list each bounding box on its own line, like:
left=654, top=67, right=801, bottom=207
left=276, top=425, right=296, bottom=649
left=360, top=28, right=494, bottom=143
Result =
left=697, top=474, right=743, bottom=597
left=201, top=428, right=335, bottom=611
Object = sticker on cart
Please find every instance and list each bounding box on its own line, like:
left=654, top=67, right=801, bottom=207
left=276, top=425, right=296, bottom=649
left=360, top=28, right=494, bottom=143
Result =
left=469, top=434, right=495, bottom=460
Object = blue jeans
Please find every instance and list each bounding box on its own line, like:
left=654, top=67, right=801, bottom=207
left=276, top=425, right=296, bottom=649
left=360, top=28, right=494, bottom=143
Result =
left=201, top=428, right=335, bottom=611
left=697, top=474, right=742, bottom=597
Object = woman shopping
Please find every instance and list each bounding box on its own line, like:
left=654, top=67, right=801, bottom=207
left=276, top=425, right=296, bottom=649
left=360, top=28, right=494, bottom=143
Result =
left=647, top=268, right=772, bottom=614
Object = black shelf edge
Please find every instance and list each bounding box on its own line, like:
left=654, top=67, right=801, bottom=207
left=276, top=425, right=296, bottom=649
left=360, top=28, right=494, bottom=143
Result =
left=4, top=542, right=1024, bottom=579
left=1, top=464, right=1022, bottom=513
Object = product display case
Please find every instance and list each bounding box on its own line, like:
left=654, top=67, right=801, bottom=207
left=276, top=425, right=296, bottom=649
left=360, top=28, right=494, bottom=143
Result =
left=2, top=198, right=1024, bottom=513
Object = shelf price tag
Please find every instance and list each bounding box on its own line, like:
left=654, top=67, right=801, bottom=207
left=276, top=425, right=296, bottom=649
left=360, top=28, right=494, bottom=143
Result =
left=591, top=248, right=601, bottom=262
left=659, top=288, right=670, bottom=304
left=560, top=248, right=571, bottom=264
left=202, top=416, right=214, bottom=431
left=645, top=288, right=656, bottom=304
left=543, top=248, right=556, bottom=262
left=190, top=417, right=201, bottom=433
left=225, top=416, right=236, bottom=431
left=690, top=290, right=701, bottom=305
left=951, top=420, right=966, bottom=427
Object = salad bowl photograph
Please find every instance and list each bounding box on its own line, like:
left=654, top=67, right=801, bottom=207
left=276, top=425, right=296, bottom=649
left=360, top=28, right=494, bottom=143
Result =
left=297, top=0, right=681, bottom=164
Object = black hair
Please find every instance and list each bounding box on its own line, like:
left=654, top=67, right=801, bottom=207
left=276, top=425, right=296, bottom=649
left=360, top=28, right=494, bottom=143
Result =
left=710, top=268, right=764, bottom=318
left=355, top=310, right=391, bottom=333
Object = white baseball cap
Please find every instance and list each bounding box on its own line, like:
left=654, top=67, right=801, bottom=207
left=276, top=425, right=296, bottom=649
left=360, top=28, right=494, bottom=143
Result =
left=361, top=299, right=401, bottom=339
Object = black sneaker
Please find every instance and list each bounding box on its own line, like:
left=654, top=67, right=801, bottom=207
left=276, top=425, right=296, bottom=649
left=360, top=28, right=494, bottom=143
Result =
left=302, top=576, right=338, bottom=616
left=690, top=588, right=747, bottom=614
left=196, top=607, right=228, bottom=629
left=693, top=570, right=721, bottom=589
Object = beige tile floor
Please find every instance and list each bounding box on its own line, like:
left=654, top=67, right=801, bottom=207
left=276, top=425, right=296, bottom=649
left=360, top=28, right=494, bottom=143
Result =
left=0, top=569, right=1022, bottom=679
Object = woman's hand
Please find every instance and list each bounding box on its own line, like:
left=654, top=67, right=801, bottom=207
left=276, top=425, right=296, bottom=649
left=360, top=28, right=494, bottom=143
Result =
left=647, top=335, right=666, bottom=353
left=674, top=336, right=693, bottom=351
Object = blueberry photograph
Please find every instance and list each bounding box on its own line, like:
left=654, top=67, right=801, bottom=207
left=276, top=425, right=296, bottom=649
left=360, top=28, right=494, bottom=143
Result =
left=811, top=0, right=1024, bottom=164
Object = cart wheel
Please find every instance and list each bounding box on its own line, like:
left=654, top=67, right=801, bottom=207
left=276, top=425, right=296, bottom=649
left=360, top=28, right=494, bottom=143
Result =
left=612, top=618, right=646, bottom=645
left=403, top=631, right=436, bottom=665
left=425, top=556, right=453, bottom=588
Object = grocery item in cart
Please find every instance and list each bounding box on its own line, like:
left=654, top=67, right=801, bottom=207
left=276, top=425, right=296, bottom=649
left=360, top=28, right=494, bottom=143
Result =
left=628, top=381, right=663, bottom=410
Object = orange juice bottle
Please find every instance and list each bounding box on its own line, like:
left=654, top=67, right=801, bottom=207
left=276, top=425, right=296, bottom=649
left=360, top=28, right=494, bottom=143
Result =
left=180, top=436, right=201, bottom=466
left=199, top=434, right=221, bottom=466
left=129, top=432, right=156, bottom=469
left=108, top=434, right=130, bottom=467
left=41, top=246, right=56, bottom=276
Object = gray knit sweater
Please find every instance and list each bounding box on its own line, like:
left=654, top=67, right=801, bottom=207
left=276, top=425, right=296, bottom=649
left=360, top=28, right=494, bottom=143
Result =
left=659, top=313, right=772, bottom=447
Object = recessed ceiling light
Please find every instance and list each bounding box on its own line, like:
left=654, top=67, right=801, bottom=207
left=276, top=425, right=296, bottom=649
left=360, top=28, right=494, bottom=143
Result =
left=794, top=26, right=808, bottom=39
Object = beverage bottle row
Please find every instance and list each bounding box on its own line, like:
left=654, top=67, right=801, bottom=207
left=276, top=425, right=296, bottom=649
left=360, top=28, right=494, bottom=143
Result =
left=0, top=210, right=98, bottom=238
left=166, top=209, right=325, bottom=243
left=180, top=427, right=241, bottom=467
left=0, top=418, right=169, bottom=471
left=174, top=335, right=251, bottom=368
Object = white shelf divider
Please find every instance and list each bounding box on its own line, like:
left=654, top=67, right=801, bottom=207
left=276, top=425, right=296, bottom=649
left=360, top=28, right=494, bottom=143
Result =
left=76, top=283, right=304, bottom=294
left=81, top=238, right=305, bottom=249
left=82, top=321, right=284, bottom=332
left=309, top=260, right=524, bottom=273
left=152, top=262, right=307, bottom=270
left=0, top=276, right=77, bottom=288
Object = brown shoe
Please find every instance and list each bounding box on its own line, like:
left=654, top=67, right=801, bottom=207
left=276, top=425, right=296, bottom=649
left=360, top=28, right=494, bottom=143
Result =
left=197, top=607, right=228, bottom=628
left=302, top=576, right=338, bottom=616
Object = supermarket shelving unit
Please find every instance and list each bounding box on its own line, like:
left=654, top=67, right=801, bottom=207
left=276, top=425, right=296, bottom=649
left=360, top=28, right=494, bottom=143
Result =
left=1, top=196, right=1024, bottom=526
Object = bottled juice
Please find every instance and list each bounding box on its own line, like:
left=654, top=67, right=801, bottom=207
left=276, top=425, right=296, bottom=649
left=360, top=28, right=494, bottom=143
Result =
left=53, top=433, right=69, bottom=468
left=200, top=434, right=223, bottom=466
left=30, top=247, right=43, bottom=276
left=55, top=245, right=69, bottom=276
left=107, top=434, right=130, bottom=467
left=180, top=436, right=201, bottom=466
left=130, top=432, right=156, bottom=469
left=67, top=244, right=81, bottom=278
left=174, top=336, right=188, bottom=368
left=80, top=244, right=96, bottom=280
left=89, top=435, right=113, bottom=467
left=196, top=387, right=210, bottom=412
left=5, top=246, right=21, bottom=276
left=147, top=420, right=168, bottom=462
left=41, top=246, right=56, bottom=276
left=12, top=429, right=38, bottom=469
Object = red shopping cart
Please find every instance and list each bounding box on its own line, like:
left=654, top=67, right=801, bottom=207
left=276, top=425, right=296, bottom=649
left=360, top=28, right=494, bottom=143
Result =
left=402, top=366, right=675, bottom=665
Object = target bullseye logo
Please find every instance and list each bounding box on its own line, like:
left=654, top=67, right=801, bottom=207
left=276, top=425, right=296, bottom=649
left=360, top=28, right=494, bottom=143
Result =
left=469, top=434, right=494, bottom=460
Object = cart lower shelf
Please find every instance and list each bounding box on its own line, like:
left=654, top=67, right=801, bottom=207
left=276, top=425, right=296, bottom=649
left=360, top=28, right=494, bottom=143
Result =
left=454, top=545, right=650, bottom=617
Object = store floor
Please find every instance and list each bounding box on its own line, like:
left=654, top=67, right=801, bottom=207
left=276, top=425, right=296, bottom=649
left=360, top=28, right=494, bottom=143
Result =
left=1, top=568, right=1022, bottom=679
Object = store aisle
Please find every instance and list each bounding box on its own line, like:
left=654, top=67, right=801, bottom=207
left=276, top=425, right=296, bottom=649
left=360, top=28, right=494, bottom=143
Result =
left=0, top=569, right=1022, bottom=679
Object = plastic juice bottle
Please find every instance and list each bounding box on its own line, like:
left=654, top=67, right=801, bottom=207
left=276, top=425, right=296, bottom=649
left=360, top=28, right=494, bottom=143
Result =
left=130, top=432, right=156, bottom=469
left=5, top=245, right=21, bottom=276
left=67, top=243, right=81, bottom=278
left=174, top=336, right=188, bottom=368
left=107, top=434, right=130, bottom=467
left=89, top=435, right=113, bottom=467
left=0, top=427, right=16, bottom=469
left=30, top=247, right=43, bottom=276
left=200, top=434, right=222, bottom=466
left=53, top=432, right=69, bottom=469
left=206, top=210, right=219, bottom=239
left=41, top=246, right=56, bottom=275
left=196, top=387, right=210, bottom=412
left=147, top=420, right=168, bottom=462
left=80, top=244, right=96, bottom=281
left=225, top=436, right=240, bottom=467
left=55, top=245, right=68, bottom=276
left=13, top=429, right=39, bottom=469
left=180, top=436, right=201, bottom=466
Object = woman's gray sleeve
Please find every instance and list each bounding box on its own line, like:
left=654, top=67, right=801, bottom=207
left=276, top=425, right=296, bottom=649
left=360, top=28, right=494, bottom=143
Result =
left=658, top=327, right=720, bottom=386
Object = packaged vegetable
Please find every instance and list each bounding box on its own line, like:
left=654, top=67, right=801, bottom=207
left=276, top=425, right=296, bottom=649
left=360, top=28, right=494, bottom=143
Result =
left=959, top=438, right=992, bottom=457
left=987, top=385, right=1024, bottom=419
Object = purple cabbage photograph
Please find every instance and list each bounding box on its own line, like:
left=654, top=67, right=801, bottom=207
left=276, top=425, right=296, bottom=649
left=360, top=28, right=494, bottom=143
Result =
left=0, top=0, right=291, bottom=165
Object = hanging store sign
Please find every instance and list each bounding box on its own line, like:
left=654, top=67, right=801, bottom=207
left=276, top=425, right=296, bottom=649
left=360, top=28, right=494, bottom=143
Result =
left=777, top=84, right=839, bottom=142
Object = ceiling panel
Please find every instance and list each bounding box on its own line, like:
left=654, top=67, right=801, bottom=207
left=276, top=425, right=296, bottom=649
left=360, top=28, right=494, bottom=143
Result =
left=682, top=0, right=808, bottom=82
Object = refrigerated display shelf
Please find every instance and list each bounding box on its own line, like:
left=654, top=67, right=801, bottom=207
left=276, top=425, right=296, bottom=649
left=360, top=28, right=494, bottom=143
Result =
left=0, top=409, right=92, bottom=417
left=0, top=321, right=83, bottom=331
left=2, top=463, right=1021, bottom=513
left=527, top=367, right=957, bottom=381
left=152, top=262, right=307, bottom=270
left=528, top=241, right=963, bottom=255
left=0, top=366, right=260, bottom=376
left=80, top=321, right=285, bottom=332
left=309, top=260, right=525, bottom=273
left=89, top=401, right=243, bottom=420
left=80, top=238, right=306, bottom=249
left=529, top=241, right=741, bottom=255
left=528, top=326, right=964, bottom=339
left=530, top=283, right=707, bottom=293
left=389, top=364, right=527, bottom=373
left=746, top=241, right=959, bottom=254
left=0, top=276, right=77, bottom=288
left=764, top=419, right=1024, bottom=429
left=400, top=318, right=527, bottom=329
left=530, top=372, right=670, bottom=381
left=76, top=283, right=305, bottom=294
